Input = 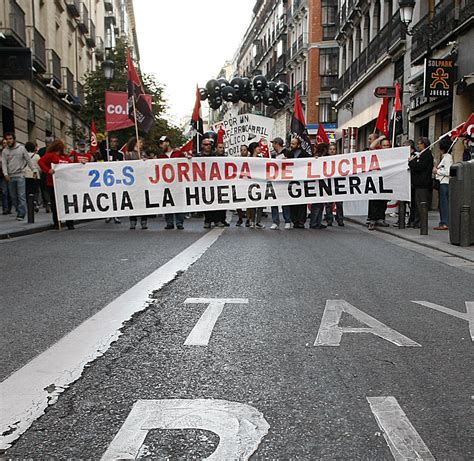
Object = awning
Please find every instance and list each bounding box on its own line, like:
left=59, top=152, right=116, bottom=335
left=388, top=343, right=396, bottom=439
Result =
left=339, top=101, right=380, bottom=131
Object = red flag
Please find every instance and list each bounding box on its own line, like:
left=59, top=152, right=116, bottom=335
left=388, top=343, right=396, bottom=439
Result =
left=127, top=50, right=154, bottom=133
left=105, top=91, right=152, bottom=132
left=389, top=82, right=403, bottom=141
left=177, top=139, right=193, bottom=157
left=290, top=91, right=313, bottom=156
left=217, top=127, right=225, bottom=144
left=191, top=85, right=204, bottom=154
left=459, top=113, right=474, bottom=138
left=375, top=98, right=389, bottom=138
left=90, top=120, right=97, bottom=154
left=316, top=123, right=330, bottom=145
left=259, top=138, right=270, bottom=158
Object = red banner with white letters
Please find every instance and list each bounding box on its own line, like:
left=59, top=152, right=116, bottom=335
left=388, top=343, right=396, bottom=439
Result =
left=105, top=91, right=152, bottom=132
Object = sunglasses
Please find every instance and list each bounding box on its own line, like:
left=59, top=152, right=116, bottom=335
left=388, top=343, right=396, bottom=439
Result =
left=202, top=143, right=211, bottom=146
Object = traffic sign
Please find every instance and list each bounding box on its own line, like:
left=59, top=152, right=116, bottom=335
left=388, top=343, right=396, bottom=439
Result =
left=374, top=86, right=396, bottom=98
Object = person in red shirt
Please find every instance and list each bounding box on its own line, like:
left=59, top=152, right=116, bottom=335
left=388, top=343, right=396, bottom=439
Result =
left=38, top=139, right=74, bottom=230
left=70, top=139, right=94, bottom=164
left=158, top=136, right=187, bottom=230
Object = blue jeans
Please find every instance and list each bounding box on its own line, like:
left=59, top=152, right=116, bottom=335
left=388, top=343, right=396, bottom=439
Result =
left=310, top=203, right=324, bottom=227
left=439, top=183, right=449, bottom=226
left=165, top=213, right=184, bottom=226
left=271, top=206, right=291, bottom=225
left=8, top=176, right=26, bottom=218
left=1, top=177, right=11, bottom=211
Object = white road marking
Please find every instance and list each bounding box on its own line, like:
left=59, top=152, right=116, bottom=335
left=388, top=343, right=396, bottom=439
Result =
left=314, top=300, right=421, bottom=347
left=412, top=300, right=474, bottom=341
left=367, top=396, right=435, bottom=461
left=101, top=399, right=269, bottom=460
left=0, top=228, right=226, bottom=451
left=184, top=298, right=249, bottom=346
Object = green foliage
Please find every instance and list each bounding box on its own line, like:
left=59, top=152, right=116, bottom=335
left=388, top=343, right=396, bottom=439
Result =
left=79, top=38, right=186, bottom=151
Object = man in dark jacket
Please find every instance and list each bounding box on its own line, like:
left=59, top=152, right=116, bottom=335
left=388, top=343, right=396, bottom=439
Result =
left=270, top=137, right=291, bottom=229
left=287, top=137, right=311, bottom=228
left=408, top=137, right=434, bottom=228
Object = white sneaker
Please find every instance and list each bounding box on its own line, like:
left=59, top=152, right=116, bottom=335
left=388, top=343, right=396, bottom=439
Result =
left=249, top=221, right=255, bottom=228
left=270, top=223, right=279, bottom=230
left=284, top=223, right=291, bottom=229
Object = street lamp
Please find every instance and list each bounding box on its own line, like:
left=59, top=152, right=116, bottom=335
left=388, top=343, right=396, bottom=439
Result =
left=399, top=0, right=416, bottom=35
left=330, top=87, right=340, bottom=105
left=102, top=60, right=115, bottom=81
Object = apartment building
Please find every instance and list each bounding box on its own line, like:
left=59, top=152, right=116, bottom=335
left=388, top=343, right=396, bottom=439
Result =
left=233, top=0, right=339, bottom=139
left=0, top=0, right=137, bottom=147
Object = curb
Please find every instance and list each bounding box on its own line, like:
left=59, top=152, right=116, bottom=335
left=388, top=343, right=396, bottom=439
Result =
left=0, top=223, right=55, bottom=240
left=346, top=217, right=474, bottom=263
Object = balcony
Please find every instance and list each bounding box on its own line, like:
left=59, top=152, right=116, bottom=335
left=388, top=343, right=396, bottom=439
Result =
left=31, top=27, right=46, bottom=74
left=291, top=80, right=307, bottom=98
left=276, top=53, right=286, bottom=74
left=65, top=0, right=80, bottom=17
left=95, top=36, right=105, bottom=61
left=46, top=49, right=61, bottom=88
left=297, top=32, right=308, bottom=52
left=77, top=2, right=89, bottom=34
left=0, top=0, right=27, bottom=47
left=62, top=67, right=74, bottom=99
left=86, top=20, right=96, bottom=47
left=320, top=75, right=338, bottom=91
left=410, top=0, right=468, bottom=63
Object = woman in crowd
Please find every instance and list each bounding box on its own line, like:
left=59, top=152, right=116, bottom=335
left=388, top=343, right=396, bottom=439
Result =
left=246, top=142, right=265, bottom=229
left=37, top=139, right=74, bottom=230
left=24, top=141, right=41, bottom=212
left=124, top=136, right=149, bottom=230
left=433, top=136, right=453, bottom=230
left=408, top=137, right=433, bottom=229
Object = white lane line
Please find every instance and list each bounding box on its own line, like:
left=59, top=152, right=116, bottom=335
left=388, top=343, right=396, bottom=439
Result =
left=412, top=301, right=474, bottom=341
left=184, top=298, right=248, bottom=346
left=367, top=396, right=434, bottom=461
left=101, top=399, right=269, bottom=460
left=0, top=228, right=226, bottom=451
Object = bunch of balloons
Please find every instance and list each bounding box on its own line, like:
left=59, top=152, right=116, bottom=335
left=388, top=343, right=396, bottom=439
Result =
left=200, top=76, right=290, bottom=110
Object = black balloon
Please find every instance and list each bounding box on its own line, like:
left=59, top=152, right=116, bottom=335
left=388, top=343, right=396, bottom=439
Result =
left=199, top=88, right=208, bottom=101
left=263, top=89, right=275, bottom=106
left=268, top=81, right=277, bottom=92
left=275, top=82, right=289, bottom=97
left=206, top=79, right=221, bottom=96
left=242, top=77, right=252, bottom=92
left=221, top=85, right=237, bottom=102
left=253, top=75, right=267, bottom=91
left=209, top=95, right=223, bottom=110
left=250, top=90, right=263, bottom=105
left=272, top=97, right=286, bottom=109
left=230, top=77, right=244, bottom=94
left=217, top=78, right=229, bottom=90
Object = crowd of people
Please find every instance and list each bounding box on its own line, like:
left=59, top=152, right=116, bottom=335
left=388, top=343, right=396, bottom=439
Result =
left=0, top=127, right=465, bottom=233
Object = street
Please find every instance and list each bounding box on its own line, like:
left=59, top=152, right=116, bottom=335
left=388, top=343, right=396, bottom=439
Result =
left=1, top=215, right=472, bottom=459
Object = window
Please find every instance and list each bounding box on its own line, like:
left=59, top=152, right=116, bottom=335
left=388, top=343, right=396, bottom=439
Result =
left=319, top=98, right=337, bottom=124
left=319, top=48, right=338, bottom=76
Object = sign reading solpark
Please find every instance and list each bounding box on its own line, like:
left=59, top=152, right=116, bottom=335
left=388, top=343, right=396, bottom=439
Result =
left=424, top=58, right=456, bottom=98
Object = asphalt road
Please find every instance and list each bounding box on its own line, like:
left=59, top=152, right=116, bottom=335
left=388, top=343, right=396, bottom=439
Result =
left=2, top=215, right=473, bottom=458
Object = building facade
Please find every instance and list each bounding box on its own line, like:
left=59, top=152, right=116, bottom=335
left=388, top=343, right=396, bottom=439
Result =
left=335, top=0, right=473, bottom=158
left=0, top=0, right=138, bottom=148
left=230, top=0, right=339, bottom=140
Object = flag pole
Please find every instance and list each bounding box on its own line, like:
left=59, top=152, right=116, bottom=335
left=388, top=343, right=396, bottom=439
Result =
left=105, top=133, right=110, bottom=162
left=391, top=103, right=396, bottom=147
left=131, top=95, right=141, bottom=157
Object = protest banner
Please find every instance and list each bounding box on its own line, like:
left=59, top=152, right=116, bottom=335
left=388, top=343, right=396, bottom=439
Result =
left=53, top=147, right=411, bottom=220
left=213, top=113, right=275, bottom=156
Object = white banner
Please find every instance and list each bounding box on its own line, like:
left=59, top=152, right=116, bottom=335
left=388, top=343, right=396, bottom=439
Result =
left=53, top=147, right=411, bottom=220
left=213, top=113, right=275, bottom=156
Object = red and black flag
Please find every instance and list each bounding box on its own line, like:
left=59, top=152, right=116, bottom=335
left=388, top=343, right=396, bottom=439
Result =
left=375, top=97, right=389, bottom=138
left=191, top=85, right=204, bottom=155
left=290, top=91, right=313, bottom=156
left=127, top=50, right=154, bottom=133
left=389, top=82, right=403, bottom=143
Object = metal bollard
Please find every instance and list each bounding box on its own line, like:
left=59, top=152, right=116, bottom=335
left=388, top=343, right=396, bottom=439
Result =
left=398, top=201, right=406, bottom=229
left=27, top=193, right=35, bottom=224
left=419, top=201, right=428, bottom=235
left=460, top=205, right=470, bottom=247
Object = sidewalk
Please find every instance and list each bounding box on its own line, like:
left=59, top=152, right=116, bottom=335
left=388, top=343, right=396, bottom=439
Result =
left=347, top=211, right=474, bottom=262
left=0, top=209, right=54, bottom=239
